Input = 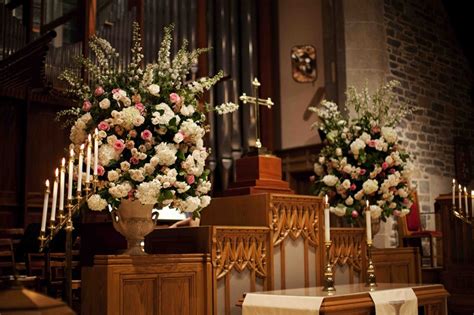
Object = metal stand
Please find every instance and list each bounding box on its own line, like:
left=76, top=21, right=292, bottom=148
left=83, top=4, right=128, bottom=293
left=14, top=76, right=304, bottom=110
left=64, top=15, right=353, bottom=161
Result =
left=366, top=242, right=377, bottom=289
left=322, top=241, right=336, bottom=292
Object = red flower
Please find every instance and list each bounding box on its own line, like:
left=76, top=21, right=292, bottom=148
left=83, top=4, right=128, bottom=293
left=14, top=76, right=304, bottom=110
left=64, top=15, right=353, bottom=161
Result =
left=141, top=129, right=153, bottom=141
left=130, top=156, right=139, bottom=165
left=113, top=140, right=125, bottom=152
left=96, top=165, right=105, bottom=176
left=94, top=86, right=104, bottom=96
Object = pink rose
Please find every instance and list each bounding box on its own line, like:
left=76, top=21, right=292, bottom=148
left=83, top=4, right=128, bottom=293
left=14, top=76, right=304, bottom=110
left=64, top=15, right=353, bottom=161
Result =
left=186, top=175, right=195, bottom=185
left=113, top=140, right=125, bottom=152
left=94, top=86, right=104, bottom=96
left=169, top=93, right=181, bottom=104
left=96, top=165, right=105, bottom=176
left=389, top=168, right=396, bottom=174
left=141, top=129, right=152, bottom=141
left=359, top=169, right=366, bottom=175
left=350, top=183, right=357, bottom=191
left=351, top=210, right=359, bottom=218
left=130, top=156, right=139, bottom=165
left=128, top=130, right=137, bottom=138
left=128, top=189, right=135, bottom=200
left=368, top=140, right=376, bottom=147
left=382, top=162, right=389, bottom=170
left=135, top=102, right=145, bottom=113
left=82, top=101, right=92, bottom=112
left=112, top=88, right=120, bottom=94
left=393, top=210, right=401, bottom=216
left=98, top=121, right=110, bottom=131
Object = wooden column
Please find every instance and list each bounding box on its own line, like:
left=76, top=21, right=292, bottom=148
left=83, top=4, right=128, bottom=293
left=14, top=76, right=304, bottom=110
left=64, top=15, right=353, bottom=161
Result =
left=84, top=0, right=96, bottom=56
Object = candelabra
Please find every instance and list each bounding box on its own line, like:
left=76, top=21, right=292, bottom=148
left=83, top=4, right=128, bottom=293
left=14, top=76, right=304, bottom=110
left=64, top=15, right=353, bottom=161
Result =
left=322, top=241, right=336, bottom=292
left=366, top=241, right=377, bottom=289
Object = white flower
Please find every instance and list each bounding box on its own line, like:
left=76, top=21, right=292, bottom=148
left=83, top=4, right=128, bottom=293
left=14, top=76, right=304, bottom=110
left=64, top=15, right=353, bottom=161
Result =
left=345, top=196, right=354, bottom=206
left=354, top=189, right=365, bottom=200
left=118, top=107, right=144, bottom=130
left=200, top=195, right=211, bottom=208
left=147, top=84, right=161, bottom=96
left=330, top=205, right=346, bottom=216
left=107, top=170, right=120, bottom=182
left=385, top=156, right=394, bottom=165
left=318, top=156, right=325, bottom=164
left=196, top=180, right=211, bottom=194
left=129, top=169, right=145, bottom=182
left=313, top=163, right=324, bottom=176
left=180, top=104, right=195, bottom=116
left=173, top=132, right=184, bottom=143
left=215, top=102, right=239, bottom=115
left=179, top=119, right=205, bottom=144
left=381, top=127, right=397, bottom=144
left=342, top=179, right=351, bottom=190
left=135, top=180, right=161, bottom=205
left=397, top=188, right=409, bottom=198
left=335, top=148, right=343, bottom=156
left=350, top=139, right=366, bottom=156
left=152, top=103, right=175, bottom=125
left=99, top=98, right=111, bottom=109
left=154, top=143, right=177, bottom=166
left=98, top=144, right=120, bottom=167
left=108, top=182, right=132, bottom=198
left=181, top=196, right=201, bottom=213
left=359, top=132, right=371, bottom=143
left=400, top=208, right=410, bottom=217
left=87, top=194, right=108, bottom=211
left=363, top=179, right=379, bottom=195
left=322, top=175, right=338, bottom=187
left=120, top=161, right=130, bottom=171
left=369, top=205, right=382, bottom=219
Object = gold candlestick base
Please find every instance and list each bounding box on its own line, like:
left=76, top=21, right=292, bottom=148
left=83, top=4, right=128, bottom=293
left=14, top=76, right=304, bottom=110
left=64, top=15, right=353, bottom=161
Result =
left=322, top=241, right=336, bottom=292
left=58, top=211, right=66, bottom=223
left=38, top=231, right=47, bottom=250
left=48, top=220, right=56, bottom=232
left=366, top=242, right=377, bottom=289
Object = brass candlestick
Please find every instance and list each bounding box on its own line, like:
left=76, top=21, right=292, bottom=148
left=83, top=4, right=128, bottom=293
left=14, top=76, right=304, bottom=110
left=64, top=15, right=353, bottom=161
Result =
left=322, top=241, right=336, bottom=292
left=66, top=199, right=75, bottom=231
left=38, top=230, right=47, bottom=249
left=93, top=175, right=99, bottom=193
left=366, top=241, right=377, bottom=289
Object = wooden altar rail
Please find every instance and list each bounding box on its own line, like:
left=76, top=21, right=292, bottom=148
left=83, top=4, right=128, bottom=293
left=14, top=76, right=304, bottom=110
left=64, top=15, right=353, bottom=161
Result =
left=435, top=195, right=474, bottom=314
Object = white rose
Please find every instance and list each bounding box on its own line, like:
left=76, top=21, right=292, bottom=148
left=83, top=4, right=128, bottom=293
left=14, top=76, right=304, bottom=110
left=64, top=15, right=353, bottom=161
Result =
left=385, top=156, right=394, bottom=165
left=173, top=133, right=184, bottom=144
left=381, top=127, right=397, bottom=144
left=322, top=175, right=338, bottom=187
left=342, top=179, right=351, bottom=190
left=147, top=84, right=160, bottom=96
left=107, top=170, right=119, bottom=182
left=318, top=156, right=325, bottom=164
left=335, top=148, right=343, bottom=156
left=354, top=189, right=365, bottom=200
left=362, top=179, right=379, bottom=195
left=99, top=98, right=111, bottom=109
left=345, top=196, right=354, bottom=206
left=200, top=196, right=211, bottom=208
left=330, top=205, right=346, bottom=217
left=87, top=194, right=108, bottom=211
left=350, top=139, right=366, bottom=156
left=313, top=163, right=324, bottom=176
left=369, top=205, right=382, bottom=219
left=120, top=161, right=130, bottom=171
left=400, top=208, right=410, bottom=217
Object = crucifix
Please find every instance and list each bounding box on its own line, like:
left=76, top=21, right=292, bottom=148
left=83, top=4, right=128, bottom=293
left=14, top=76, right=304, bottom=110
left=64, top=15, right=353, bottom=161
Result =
left=239, top=77, right=274, bottom=152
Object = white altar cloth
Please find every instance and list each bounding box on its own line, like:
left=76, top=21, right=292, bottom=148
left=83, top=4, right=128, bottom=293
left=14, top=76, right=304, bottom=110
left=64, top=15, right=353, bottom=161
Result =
left=369, top=287, right=417, bottom=315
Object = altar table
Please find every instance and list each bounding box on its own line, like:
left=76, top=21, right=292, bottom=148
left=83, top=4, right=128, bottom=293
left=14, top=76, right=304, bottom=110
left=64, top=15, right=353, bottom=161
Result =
left=241, top=283, right=448, bottom=315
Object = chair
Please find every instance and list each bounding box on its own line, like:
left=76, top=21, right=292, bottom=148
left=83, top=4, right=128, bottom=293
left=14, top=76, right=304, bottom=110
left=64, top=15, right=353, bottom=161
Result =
left=399, top=192, right=442, bottom=267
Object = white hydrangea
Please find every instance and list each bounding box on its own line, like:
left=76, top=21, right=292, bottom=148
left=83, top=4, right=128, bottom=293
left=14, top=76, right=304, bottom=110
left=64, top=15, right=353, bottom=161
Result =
left=179, top=119, right=205, bottom=144
left=180, top=104, right=195, bottom=116
left=322, top=174, right=338, bottom=187
left=152, top=103, right=175, bottom=125
left=87, top=194, right=108, bottom=211
left=381, top=127, right=397, bottom=144
left=350, top=139, right=366, bottom=156
left=154, top=143, right=177, bottom=166
left=369, top=205, right=382, bottom=219
left=135, top=180, right=161, bottom=205
left=180, top=196, right=201, bottom=213
left=108, top=182, right=132, bottom=199
left=200, top=195, right=211, bottom=208
left=196, top=179, right=211, bottom=194
left=119, top=107, right=144, bottom=130
left=129, top=169, right=145, bottom=182
left=98, top=144, right=120, bottom=167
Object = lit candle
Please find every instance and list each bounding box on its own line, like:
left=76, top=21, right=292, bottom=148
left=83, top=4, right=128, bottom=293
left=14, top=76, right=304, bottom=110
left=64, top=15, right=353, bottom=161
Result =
left=464, top=187, right=469, bottom=217
left=324, top=195, right=330, bottom=243
left=68, top=149, right=74, bottom=200
left=59, top=158, right=65, bottom=213
left=41, top=180, right=50, bottom=233
left=471, top=190, right=474, bottom=219
left=93, top=129, right=99, bottom=176
left=50, top=169, right=59, bottom=223
left=458, top=184, right=462, bottom=212
left=77, top=144, right=84, bottom=194
left=452, top=179, right=456, bottom=208
left=366, top=200, right=372, bottom=244
left=86, top=134, right=92, bottom=184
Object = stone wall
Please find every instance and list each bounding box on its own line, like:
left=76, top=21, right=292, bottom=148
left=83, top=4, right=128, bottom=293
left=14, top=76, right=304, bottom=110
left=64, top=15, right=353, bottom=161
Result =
left=383, top=0, right=474, bottom=229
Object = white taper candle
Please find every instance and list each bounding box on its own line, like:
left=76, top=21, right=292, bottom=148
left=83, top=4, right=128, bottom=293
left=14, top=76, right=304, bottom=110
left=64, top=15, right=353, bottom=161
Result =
left=452, top=179, right=456, bottom=207
left=77, top=144, right=84, bottom=194
left=41, top=180, right=50, bottom=233
left=59, top=158, right=65, bottom=211
left=94, top=128, right=99, bottom=176
left=324, top=195, right=330, bottom=243
left=50, top=168, right=59, bottom=222
left=458, top=184, right=462, bottom=212
left=86, top=134, right=92, bottom=184
left=464, top=187, right=468, bottom=216
left=68, top=149, right=74, bottom=200
left=366, top=200, right=372, bottom=243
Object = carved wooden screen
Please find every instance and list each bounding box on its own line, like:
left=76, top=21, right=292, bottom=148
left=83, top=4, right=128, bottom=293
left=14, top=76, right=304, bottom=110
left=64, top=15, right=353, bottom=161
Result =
left=269, top=194, right=322, bottom=290
left=212, top=226, right=269, bottom=315
left=330, top=228, right=366, bottom=285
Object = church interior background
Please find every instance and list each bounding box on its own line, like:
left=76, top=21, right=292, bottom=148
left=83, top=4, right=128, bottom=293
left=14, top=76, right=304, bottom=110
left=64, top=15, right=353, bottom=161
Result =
left=0, top=0, right=473, bottom=314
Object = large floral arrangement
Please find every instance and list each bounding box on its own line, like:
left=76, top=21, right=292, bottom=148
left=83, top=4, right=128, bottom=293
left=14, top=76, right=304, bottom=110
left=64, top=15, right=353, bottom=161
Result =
left=310, top=81, right=414, bottom=222
left=58, top=23, right=237, bottom=217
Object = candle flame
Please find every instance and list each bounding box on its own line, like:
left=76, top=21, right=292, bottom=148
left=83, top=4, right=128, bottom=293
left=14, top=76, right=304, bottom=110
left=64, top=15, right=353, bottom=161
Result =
left=61, top=158, right=66, bottom=166
left=80, top=144, right=85, bottom=150
left=70, top=149, right=74, bottom=157
left=45, top=179, right=50, bottom=187
left=88, top=134, right=92, bottom=142
left=464, top=186, right=467, bottom=192
left=471, top=190, right=474, bottom=197
left=459, top=184, right=462, bottom=189
left=325, top=194, right=328, bottom=204
left=453, top=178, right=455, bottom=184
left=55, top=168, right=59, bottom=177
left=366, top=199, right=369, bottom=209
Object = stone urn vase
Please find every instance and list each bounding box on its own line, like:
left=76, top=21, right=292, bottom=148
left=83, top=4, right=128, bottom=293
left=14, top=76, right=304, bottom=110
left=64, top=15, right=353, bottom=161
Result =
left=111, top=199, right=159, bottom=255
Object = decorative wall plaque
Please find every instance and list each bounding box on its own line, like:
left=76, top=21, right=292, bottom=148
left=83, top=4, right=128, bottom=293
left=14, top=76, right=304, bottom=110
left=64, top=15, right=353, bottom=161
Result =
left=291, top=45, right=317, bottom=83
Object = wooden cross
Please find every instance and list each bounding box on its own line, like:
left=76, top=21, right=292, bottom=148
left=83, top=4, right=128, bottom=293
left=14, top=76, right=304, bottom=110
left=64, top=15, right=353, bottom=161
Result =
left=239, top=77, right=274, bottom=149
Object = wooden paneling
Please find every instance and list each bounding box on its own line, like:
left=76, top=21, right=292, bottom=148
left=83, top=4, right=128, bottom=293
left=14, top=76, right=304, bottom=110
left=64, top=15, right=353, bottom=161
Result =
left=81, top=254, right=211, bottom=315
left=372, top=247, right=422, bottom=284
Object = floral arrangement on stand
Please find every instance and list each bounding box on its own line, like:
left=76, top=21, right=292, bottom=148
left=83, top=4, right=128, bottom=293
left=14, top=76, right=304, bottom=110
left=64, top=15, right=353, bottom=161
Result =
left=58, top=23, right=238, bottom=218
left=310, top=81, right=415, bottom=223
